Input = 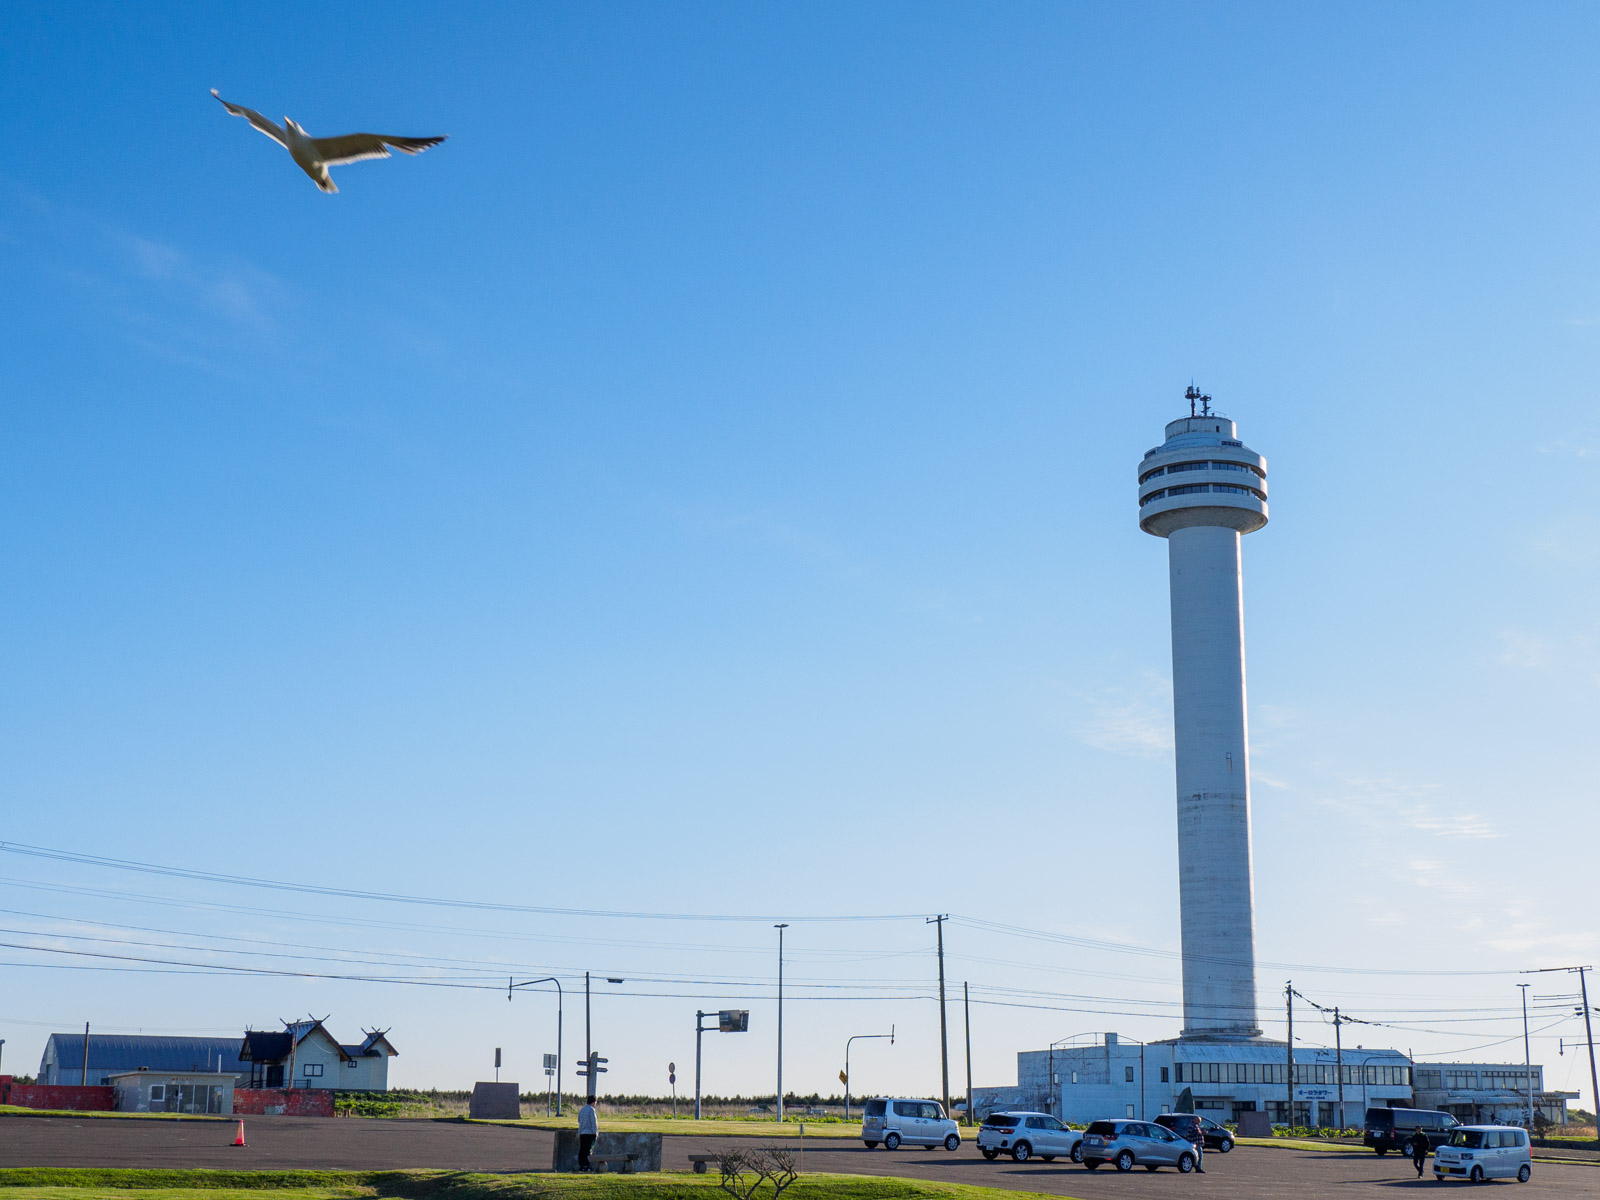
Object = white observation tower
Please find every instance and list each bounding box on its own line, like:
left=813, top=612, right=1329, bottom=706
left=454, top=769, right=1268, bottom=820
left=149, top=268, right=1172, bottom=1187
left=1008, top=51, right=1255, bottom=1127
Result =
left=1138, top=387, right=1267, bottom=1039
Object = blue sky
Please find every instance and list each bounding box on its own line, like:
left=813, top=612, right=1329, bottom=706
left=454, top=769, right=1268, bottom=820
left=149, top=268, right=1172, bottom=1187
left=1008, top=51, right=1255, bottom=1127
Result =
left=2, top=2, right=1597, bottom=1108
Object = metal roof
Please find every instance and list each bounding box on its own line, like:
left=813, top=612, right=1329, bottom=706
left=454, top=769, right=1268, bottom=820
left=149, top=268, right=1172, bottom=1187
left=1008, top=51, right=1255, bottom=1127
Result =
left=44, top=1034, right=251, bottom=1075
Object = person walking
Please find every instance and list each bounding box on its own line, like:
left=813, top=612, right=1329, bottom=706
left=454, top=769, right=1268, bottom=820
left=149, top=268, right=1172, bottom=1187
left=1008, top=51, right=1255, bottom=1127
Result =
left=1191, top=1121, right=1205, bottom=1174
left=1409, top=1125, right=1430, bottom=1178
left=577, top=1100, right=598, bottom=1172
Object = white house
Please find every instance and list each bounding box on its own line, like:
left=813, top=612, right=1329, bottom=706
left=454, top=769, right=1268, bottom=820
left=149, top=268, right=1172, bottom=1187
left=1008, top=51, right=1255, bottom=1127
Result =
left=239, top=1020, right=396, bottom=1091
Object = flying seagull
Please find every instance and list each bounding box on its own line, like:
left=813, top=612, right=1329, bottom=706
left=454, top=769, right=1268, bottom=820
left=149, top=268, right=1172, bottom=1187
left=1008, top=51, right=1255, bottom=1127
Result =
left=211, top=89, right=446, bottom=193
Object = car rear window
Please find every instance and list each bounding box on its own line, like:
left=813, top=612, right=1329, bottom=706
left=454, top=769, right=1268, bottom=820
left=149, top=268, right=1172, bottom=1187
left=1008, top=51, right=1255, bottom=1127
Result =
left=864, top=1099, right=886, bottom=1117
left=1086, top=1121, right=1117, bottom=1135
left=982, top=1114, right=1016, bottom=1127
left=1366, top=1109, right=1394, bottom=1127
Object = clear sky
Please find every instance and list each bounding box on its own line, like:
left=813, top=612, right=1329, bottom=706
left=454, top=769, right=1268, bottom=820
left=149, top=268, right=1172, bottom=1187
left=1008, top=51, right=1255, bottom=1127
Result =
left=2, top=2, right=1597, bottom=1110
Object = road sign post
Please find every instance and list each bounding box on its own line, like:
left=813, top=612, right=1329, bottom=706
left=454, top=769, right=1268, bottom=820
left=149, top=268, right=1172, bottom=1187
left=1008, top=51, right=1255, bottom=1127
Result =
left=575, top=1050, right=607, bottom=1104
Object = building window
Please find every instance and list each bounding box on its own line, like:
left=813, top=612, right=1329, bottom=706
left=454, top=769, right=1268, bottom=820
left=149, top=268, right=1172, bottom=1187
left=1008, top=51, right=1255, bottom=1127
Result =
left=1126, top=1104, right=1136, bottom=1118
left=1071, top=1072, right=1078, bottom=1085
left=1160, top=1067, right=1169, bottom=1083
left=1161, top=1104, right=1171, bottom=1114
left=303, top=1063, right=324, bottom=1077
left=1125, top=1066, right=1135, bottom=1083
left=345, top=1059, right=358, bottom=1068
left=149, top=1084, right=166, bottom=1102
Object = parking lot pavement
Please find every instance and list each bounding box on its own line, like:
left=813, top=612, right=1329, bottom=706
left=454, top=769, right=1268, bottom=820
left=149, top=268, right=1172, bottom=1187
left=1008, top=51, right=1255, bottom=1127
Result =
left=0, top=1115, right=553, bottom=1171
left=664, top=1136, right=1600, bottom=1198
left=0, top=1116, right=1596, bottom=1198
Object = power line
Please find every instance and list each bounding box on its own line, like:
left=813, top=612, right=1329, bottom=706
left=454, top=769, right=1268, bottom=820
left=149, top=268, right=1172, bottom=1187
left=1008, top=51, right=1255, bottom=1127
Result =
left=0, top=842, right=921, bottom=924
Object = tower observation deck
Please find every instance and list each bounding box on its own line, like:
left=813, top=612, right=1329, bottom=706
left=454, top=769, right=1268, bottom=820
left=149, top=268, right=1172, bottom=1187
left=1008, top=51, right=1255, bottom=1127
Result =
left=1139, top=388, right=1267, bottom=1039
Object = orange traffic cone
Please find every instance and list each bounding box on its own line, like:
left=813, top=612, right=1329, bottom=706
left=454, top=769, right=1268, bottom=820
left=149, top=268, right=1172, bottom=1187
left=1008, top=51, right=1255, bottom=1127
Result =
left=231, top=1120, right=247, bottom=1148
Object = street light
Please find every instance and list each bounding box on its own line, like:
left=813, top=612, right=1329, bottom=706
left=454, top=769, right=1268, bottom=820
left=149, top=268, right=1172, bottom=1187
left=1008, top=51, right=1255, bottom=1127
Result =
left=844, top=1027, right=894, bottom=1121
left=508, top=976, right=563, bottom=1115
left=775, top=924, right=788, bottom=1122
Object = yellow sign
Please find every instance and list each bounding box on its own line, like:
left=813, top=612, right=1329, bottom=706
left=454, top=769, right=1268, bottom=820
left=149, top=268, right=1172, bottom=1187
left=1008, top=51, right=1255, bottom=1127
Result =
left=839, top=1070, right=848, bottom=1086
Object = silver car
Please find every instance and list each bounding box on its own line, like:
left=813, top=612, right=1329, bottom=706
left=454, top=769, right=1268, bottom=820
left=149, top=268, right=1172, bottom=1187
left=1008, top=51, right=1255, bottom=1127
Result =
left=1433, top=1126, right=1533, bottom=1184
left=1080, top=1118, right=1199, bottom=1173
left=976, top=1112, right=1084, bottom=1163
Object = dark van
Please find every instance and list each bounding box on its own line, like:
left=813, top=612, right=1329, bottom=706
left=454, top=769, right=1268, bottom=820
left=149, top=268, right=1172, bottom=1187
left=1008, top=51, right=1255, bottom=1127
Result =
left=1364, top=1107, right=1459, bottom=1154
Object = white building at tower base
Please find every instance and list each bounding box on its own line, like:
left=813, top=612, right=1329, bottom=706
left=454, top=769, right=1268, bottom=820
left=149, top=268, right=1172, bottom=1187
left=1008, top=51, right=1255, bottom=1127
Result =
left=972, top=1034, right=1574, bottom=1128
left=973, top=1033, right=1411, bottom=1128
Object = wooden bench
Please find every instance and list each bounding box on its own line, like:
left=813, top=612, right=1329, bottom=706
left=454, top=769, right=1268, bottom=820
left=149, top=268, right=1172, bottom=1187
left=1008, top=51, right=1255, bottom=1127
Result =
left=588, top=1153, right=637, bottom=1174
left=687, top=1154, right=720, bottom=1174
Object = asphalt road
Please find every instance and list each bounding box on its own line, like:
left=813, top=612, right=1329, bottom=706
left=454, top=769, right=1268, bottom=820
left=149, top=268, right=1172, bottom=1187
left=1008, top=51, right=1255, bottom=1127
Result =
left=1, top=1116, right=1596, bottom=1199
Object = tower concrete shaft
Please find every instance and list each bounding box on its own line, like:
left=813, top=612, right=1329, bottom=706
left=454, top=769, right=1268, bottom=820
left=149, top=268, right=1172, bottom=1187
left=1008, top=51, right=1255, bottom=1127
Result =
left=1139, top=401, right=1267, bottom=1038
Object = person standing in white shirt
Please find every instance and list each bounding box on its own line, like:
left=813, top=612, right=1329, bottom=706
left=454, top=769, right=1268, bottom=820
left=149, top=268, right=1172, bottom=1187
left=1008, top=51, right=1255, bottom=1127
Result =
left=577, top=1101, right=598, bottom=1171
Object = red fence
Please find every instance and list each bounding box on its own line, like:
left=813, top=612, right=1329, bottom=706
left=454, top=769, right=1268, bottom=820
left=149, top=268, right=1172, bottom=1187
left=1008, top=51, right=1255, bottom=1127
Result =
left=0, top=1078, right=115, bottom=1111
left=233, top=1088, right=334, bottom=1117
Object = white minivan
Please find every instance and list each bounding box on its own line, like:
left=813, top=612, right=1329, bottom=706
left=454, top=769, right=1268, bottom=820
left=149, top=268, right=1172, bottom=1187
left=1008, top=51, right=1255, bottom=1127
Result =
left=861, top=1097, right=961, bottom=1150
left=1432, top=1126, right=1532, bottom=1184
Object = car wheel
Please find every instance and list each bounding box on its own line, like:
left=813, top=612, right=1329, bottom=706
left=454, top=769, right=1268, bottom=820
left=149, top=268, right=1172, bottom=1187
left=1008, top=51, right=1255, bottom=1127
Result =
left=1084, top=1159, right=1102, bottom=1170
left=1517, top=1164, right=1531, bottom=1183
left=1011, top=1141, right=1032, bottom=1163
left=981, top=1149, right=998, bottom=1161
left=863, top=1142, right=878, bottom=1149
left=1218, top=1138, right=1233, bottom=1153
left=884, top=1132, right=901, bottom=1151
left=1115, top=1150, right=1135, bottom=1172
left=1070, top=1142, right=1084, bottom=1163
left=945, top=1134, right=961, bottom=1152
left=1470, top=1165, right=1484, bottom=1183
left=1178, top=1152, right=1195, bottom=1173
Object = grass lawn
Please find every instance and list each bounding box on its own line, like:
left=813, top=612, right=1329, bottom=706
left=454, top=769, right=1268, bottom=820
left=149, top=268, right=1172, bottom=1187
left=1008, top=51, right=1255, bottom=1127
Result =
left=469, top=1117, right=873, bottom=1140
left=0, top=1169, right=1071, bottom=1200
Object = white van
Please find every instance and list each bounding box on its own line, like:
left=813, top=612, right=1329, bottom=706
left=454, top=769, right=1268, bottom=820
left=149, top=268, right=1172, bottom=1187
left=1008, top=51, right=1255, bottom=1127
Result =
left=1432, top=1125, right=1532, bottom=1184
left=861, top=1097, right=961, bottom=1150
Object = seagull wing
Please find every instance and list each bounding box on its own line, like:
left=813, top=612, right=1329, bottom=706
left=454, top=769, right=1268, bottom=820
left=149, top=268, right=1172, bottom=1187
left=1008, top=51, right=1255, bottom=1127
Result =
left=311, top=133, right=448, bottom=165
left=210, top=89, right=288, bottom=147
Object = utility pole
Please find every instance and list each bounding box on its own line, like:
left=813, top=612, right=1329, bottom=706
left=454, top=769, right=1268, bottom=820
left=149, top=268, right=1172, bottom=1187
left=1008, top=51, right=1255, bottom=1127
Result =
left=1518, top=983, right=1532, bottom=1130
left=81, top=1021, right=90, bottom=1086
left=1284, top=982, right=1294, bottom=1126
left=1333, top=1007, right=1345, bottom=1130
left=929, top=915, right=950, bottom=1117
left=584, top=972, right=592, bottom=1103
left=1581, top=967, right=1599, bottom=1145
left=775, top=924, right=788, bottom=1122
left=1531, top=965, right=1599, bottom=1144
left=963, top=981, right=974, bottom=1126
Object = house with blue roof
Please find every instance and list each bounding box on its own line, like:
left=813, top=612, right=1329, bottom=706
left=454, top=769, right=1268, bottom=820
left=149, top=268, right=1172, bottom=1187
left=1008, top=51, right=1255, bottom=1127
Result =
left=39, top=1020, right=396, bottom=1091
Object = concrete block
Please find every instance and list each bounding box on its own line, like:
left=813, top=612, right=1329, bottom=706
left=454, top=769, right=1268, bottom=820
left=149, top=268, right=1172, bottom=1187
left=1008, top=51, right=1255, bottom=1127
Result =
left=552, top=1129, right=663, bottom=1172
left=469, top=1082, right=522, bottom=1119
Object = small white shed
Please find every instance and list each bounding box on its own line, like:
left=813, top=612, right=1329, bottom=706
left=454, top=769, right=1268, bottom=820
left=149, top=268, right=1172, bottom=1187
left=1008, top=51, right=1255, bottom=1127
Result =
left=110, top=1070, right=234, bottom=1114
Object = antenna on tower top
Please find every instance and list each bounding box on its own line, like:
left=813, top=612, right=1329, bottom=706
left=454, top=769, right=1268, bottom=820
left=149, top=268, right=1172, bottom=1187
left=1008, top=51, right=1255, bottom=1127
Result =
left=1185, top=383, right=1210, bottom=418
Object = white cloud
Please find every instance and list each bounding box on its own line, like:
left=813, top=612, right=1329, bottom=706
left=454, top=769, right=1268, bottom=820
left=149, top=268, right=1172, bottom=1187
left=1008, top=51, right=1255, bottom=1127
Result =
left=1071, top=677, right=1174, bottom=758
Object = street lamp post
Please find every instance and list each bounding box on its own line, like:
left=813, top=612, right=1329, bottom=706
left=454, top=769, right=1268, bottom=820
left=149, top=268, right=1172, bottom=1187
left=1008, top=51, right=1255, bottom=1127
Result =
left=844, top=1027, right=894, bottom=1121
left=775, top=924, right=788, bottom=1122
left=508, top=976, right=563, bottom=1115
